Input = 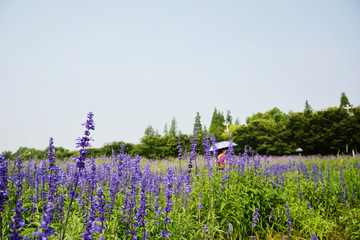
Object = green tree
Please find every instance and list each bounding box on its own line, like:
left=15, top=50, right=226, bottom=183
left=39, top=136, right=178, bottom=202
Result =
left=193, top=112, right=202, bottom=133
left=169, top=117, right=177, bottom=137
left=163, top=123, right=168, bottom=136
left=234, top=118, right=240, bottom=125
left=246, top=107, right=288, bottom=124
left=304, top=100, right=313, bottom=115
left=209, top=108, right=225, bottom=135
left=340, top=92, right=350, bottom=108
left=144, top=125, right=158, bottom=137
left=16, top=147, right=45, bottom=160
left=244, top=119, right=295, bottom=155
left=1, top=151, right=13, bottom=160
left=226, top=110, right=233, bottom=125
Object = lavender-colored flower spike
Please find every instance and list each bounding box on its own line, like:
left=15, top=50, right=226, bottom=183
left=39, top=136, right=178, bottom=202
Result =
left=33, top=202, right=57, bottom=239
left=0, top=154, right=9, bottom=240
left=225, top=223, right=233, bottom=234
left=9, top=199, right=25, bottom=240
left=14, top=156, right=24, bottom=197
left=0, top=153, right=9, bottom=213
left=311, top=233, right=317, bottom=240
left=285, top=204, right=292, bottom=238
left=47, top=137, right=58, bottom=202
left=252, top=208, right=259, bottom=228
left=61, top=112, right=95, bottom=240
left=251, top=208, right=259, bottom=236
left=75, top=112, right=95, bottom=171
left=160, top=167, right=175, bottom=239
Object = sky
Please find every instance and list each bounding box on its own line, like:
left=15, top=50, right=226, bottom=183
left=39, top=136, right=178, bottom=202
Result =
left=1, top=0, right=360, bottom=152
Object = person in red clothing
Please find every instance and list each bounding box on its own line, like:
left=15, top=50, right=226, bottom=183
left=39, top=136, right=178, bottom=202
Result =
left=218, top=148, right=227, bottom=169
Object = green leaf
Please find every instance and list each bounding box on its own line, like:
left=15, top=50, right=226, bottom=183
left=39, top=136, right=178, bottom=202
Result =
left=21, top=228, right=36, bottom=236
left=51, top=223, right=65, bottom=229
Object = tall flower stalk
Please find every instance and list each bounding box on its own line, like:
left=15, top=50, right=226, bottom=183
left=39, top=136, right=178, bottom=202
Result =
left=61, top=112, right=95, bottom=240
left=47, top=137, right=58, bottom=202
left=0, top=154, right=9, bottom=240
left=33, top=202, right=57, bottom=239
left=160, top=167, right=174, bottom=239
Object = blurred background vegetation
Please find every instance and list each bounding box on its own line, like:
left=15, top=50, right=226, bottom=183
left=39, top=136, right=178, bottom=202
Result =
left=2, top=93, right=359, bottom=160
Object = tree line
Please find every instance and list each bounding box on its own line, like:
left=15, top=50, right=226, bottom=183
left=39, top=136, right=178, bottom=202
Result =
left=2, top=93, right=358, bottom=160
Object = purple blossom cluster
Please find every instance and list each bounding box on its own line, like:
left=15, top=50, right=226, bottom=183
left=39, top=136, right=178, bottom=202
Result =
left=0, top=154, right=9, bottom=217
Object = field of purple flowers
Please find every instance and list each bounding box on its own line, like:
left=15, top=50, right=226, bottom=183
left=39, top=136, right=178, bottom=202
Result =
left=1, top=112, right=360, bottom=240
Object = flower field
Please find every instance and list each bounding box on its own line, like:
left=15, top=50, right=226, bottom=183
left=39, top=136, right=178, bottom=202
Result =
left=1, top=113, right=360, bottom=239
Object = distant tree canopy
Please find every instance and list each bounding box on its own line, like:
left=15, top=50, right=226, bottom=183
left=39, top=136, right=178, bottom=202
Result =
left=231, top=106, right=359, bottom=155
left=3, top=93, right=359, bottom=159
left=246, top=107, right=288, bottom=124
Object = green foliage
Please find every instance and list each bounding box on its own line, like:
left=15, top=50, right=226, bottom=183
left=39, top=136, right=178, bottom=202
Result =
left=234, top=118, right=240, bottom=125
left=287, top=106, right=360, bottom=155
left=133, top=134, right=191, bottom=159
left=226, top=110, right=233, bottom=125
left=2, top=150, right=12, bottom=160
left=87, top=141, right=135, bottom=157
left=163, top=123, right=168, bottom=136
left=340, top=92, right=350, bottom=108
left=169, top=117, right=177, bottom=137
left=246, top=107, right=288, bottom=124
left=304, top=100, right=313, bottom=115
left=209, top=108, right=226, bottom=138
left=194, top=112, right=203, bottom=133
left=144, top=125, right=158, bottom=137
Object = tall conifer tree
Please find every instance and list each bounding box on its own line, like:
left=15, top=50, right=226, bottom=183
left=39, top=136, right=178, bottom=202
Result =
left=193, top=112, right=202, bottom=133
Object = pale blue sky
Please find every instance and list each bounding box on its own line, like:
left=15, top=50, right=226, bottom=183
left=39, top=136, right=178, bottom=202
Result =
left=1, top=0, right=359, bottom=152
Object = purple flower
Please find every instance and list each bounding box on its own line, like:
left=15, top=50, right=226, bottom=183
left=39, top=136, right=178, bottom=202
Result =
left=161, top=167, right=175, bottom=239
left=187, top=135, right=197, bottom=174
left=198, top=192, right=203, bottom=210
left=133, top=164, right=151, bottom=239
left=159, top=230, right=171, bottom=238
left=225, top=223, right=233, bottom=234
left=312, top=164, right=319, bottom=184
left=61, top=112, right=95, bottom=240
left=203, top=133, right=214, bottom=180
left=252, top=208, right=259, bottom=228
left=269, top=209, right=274, bottom=222
left=340, top=187, right=346, bottom=206
left=177, top=133, right=183, bottom=164
left=47, top=137, right=59, bottom=202
left=75, top=112, right=95, bottom=171
left=0, top=154, right=9, bottom=216
left=95, top=187, right=108, bottom=231
left=311, top=233, right=317, bottom=240
left=203, top=224, right=208, bottom=232
left=55, top=194, right=65, bottom=222
left=81, top=196, right=98, bottom=240
left=285, top=204, right=291, bottom=238
left=14, top=156, right=24, bottom=197
left=202, top=224, right=210, bottom=238
left=33, top=202, right=57, bottom=239
left=153, top=196, right=161, bottom=226
left=9, top=198, right=26, bottom=240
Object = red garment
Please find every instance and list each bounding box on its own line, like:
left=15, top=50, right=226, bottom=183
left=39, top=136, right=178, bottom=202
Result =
left=218, top=153, right=226, bottom=169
